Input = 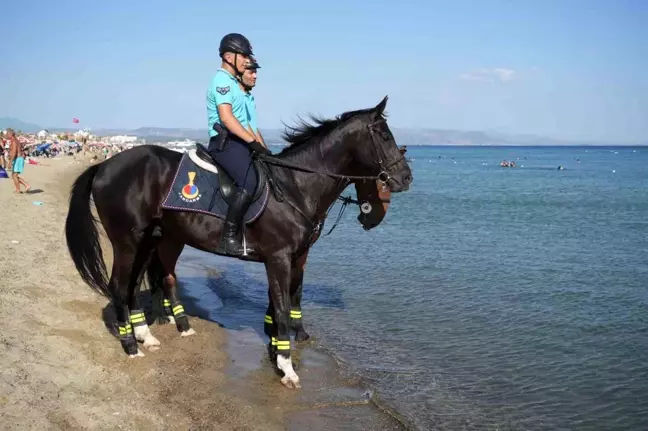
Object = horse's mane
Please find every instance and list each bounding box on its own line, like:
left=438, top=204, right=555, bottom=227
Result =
left=279, top=105, right=386, bottom=154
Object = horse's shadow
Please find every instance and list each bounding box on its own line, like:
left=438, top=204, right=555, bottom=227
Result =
left=177, top=265, right=348, bottom=342
left=98, top=265, right=347, bottom=345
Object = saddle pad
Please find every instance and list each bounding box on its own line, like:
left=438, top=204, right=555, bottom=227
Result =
left=161, top=152, right=269, bottom=224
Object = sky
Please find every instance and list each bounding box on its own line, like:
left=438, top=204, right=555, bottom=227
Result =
left=1, top=0, right=647, bottom=142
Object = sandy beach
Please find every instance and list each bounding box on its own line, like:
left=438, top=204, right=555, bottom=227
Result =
left=0, top=155, right=288, bottom=430
left=0, top=154, right=407, bottom=431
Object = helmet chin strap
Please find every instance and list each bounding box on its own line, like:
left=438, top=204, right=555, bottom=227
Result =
left=224, top=53, right=245, bottom=82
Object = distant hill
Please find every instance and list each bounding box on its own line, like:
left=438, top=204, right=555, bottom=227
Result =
left=3, top=117, right=644, bottom=146
left=0, top=117, right=42, bottom=133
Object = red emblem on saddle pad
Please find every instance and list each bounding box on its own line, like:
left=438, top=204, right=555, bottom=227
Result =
left=180, top=172, right=201, bottom=203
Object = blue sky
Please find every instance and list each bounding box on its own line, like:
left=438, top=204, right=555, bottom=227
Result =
left=2, top=0, right=647, bottom=142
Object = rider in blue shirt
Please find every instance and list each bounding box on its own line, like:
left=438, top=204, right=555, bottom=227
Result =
left=240, top=56, right=265, bottom=146
left=206, top=33, right=271, bottom=257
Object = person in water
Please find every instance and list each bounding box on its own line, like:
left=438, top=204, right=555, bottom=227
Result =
left=206, top=33, right=270, bottom=256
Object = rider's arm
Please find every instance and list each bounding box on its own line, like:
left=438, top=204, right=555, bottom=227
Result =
left=217, top=104, right=257, bottom=143
left=255, top=130, right=266, bottom=147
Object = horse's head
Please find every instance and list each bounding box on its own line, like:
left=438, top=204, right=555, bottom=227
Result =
left=350, top=96, right=413, bottom=193
left=354, top=179, right=391, bottom=230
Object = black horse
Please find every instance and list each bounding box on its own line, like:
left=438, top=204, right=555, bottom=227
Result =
left=65, top=96, right=412, bottom=389
left=263, top=176, right=394, bottom=343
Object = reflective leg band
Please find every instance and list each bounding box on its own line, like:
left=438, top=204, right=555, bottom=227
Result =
left=163, top=299, right=173, bottom=315
left=118, top=324, right=133, bottom=337
left=172, top=304, right=185, bottom=317
left=276, top=340, right=291, bottom=350
left=271, top=337, right=277, bottom=346
left=290, top=310, right=302, bottom=319
left=264, top=315, right=273, bottom=324
left=129, top=310, right=146, bottom=327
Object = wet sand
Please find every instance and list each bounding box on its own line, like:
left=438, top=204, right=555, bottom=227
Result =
left=0, top=154, right=408, bottom=430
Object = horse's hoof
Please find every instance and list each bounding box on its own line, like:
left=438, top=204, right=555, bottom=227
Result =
left=295, top=330, right=310, bottom=342
left=280, top=375, right=301, bottom=389
left=143, top=336, right=161, bottom=351
left=129, top=349, right=145, bottom=358
left=180, top=328, right=196, bottom=337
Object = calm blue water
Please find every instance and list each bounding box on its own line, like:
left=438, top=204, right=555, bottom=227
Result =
left=177, top=146, right=648, bottom=430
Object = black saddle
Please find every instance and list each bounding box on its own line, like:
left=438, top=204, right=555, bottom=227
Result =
left=194, top=143, right=267, bottom=204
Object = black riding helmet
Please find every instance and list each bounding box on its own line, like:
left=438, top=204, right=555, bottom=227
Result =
left=219, top=33, right=254, bottom=57
left=245, top=56, right=261, bottom=70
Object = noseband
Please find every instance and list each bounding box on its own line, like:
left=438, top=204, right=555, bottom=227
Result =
left=367, top=120, right=405, bottom=190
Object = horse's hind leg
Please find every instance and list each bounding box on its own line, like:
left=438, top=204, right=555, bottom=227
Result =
left=157, top=239, right=195, bottom=337
left=112, top=236, right=161, bottom=356
left=110, top=247, right=145, bottom=357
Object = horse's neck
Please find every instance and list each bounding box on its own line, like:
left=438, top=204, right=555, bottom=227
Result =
left=278, top=135, right=354, bottom=222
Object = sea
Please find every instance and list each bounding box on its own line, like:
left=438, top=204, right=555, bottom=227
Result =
left=175, top=146, right=648, bottom=430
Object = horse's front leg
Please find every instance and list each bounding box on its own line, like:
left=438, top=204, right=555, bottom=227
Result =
left=265, top=255, right=300, bottom=389
left=290, top=251, right=310, bottom=341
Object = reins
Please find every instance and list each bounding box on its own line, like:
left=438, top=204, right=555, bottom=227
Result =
left=253, top=120, right=403, bottom=239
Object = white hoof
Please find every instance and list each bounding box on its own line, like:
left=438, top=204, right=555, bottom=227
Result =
left=166, top=316, right=176, bottom=324
left=280, top=374, right=301, bottom=389
left=277, top=354, right=301, bottom=389
left=129, top=349, right=145, bottom=358
left=180, top=328, right=196, bottom=337
left=134, top=325, right=161, bottom=351
left=143, top=336, right=161, bottom=351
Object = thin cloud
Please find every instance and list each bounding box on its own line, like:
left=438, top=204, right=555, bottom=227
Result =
left=460, top=68, right=516, bottom=83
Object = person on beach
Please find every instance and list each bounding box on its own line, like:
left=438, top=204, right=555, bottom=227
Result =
left=206, top=33, right=271, bottom=257
left=7, top=129, right=31, bottom=193
left=0, top=138, right=6, bottom=170
left=239, top=56, right=266, bottom=147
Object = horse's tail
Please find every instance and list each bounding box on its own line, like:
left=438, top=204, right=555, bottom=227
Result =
left=65, top=163, right=110, bottom=297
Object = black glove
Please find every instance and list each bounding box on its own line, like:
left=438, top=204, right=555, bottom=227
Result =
left=248, top=140, right=272, bottom=156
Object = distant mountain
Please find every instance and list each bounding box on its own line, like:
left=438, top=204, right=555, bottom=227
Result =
left=0, top=117, right=42, bottom=133
left=3, top=117, right=644, bottom=146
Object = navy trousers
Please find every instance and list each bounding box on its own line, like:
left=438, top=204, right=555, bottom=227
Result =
left=208, top=136, right=257, bottom=195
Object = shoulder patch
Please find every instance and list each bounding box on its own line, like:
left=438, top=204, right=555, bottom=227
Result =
left=216, top=86, right=230, bottom=95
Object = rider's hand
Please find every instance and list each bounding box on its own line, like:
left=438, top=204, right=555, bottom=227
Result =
left=247, top=140, right=272, bottom=156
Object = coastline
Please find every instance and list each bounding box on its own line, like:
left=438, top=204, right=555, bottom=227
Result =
left=0, top=154, right=406, bottom=430
left=174, top=253, right=409, bottom=430
left=0, top=155, right=285, bottom=430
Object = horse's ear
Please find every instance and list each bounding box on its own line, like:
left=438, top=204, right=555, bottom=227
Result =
left=374, top=96, right=388, bottom=117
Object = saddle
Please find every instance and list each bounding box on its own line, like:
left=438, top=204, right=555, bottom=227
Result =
left=193, top=143, right=267, bottom=204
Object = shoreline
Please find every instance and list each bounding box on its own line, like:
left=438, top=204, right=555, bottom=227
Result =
left=174, top=248, right=410, bottom=430
left=0, top=155, right=286, bottom=430
left=0, top=154, right=407, bottom=430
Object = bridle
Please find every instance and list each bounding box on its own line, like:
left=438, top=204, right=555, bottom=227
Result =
left=254, top=119, right=405, bottom=239
left=258, top=119, right=405, bottom=191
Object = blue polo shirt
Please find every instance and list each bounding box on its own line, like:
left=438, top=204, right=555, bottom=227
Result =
left=245, top=92, right=258, bottom=133
left=206, top=68, right=249, bottom=137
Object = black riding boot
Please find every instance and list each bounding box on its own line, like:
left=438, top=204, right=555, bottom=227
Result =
left=217, top=187, right=254, bottom=256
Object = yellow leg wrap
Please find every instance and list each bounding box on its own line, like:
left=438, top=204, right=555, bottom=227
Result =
left=118, top=324, right=133, bottom=336
left=276, top=340, right=291, bottom=351
left=172, top=304, right=185, bottom=316
left=264, top=315, right=273, bottom=324
left=290, top=310, right=302, bottom=319
left=130, top=311, right=146, bottom=326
